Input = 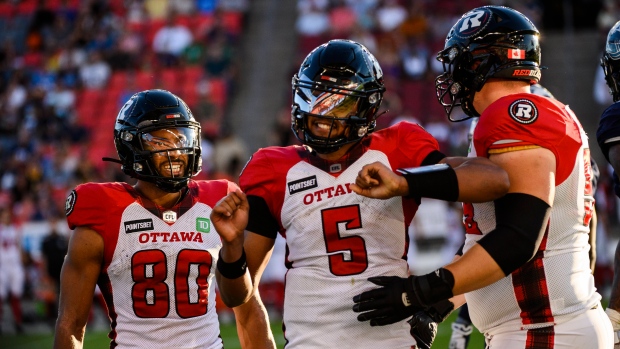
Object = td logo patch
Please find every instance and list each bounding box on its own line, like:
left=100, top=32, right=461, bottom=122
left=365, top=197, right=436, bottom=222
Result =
left=65, top=190, right=77, bottom=216
left=196, top=217, right=211, bottom=233
left=508, top=99, right=538, bottom=124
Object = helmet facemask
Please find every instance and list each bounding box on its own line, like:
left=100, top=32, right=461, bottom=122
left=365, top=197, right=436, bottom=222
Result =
left=602, top=53, right=620, bottom=102
left=292, top=76, right=381, bottom=153
left=114, top=90, right=202, bottom=193
left=291, top=39, right=385, bottom=154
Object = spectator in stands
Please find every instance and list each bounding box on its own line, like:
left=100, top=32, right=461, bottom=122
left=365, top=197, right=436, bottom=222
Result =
left=375, top=0, right=407, bottom=32
left=152, top=11, right=193, bottom=67
left=78, top=51, right=111, bottom=89
left=296, top=0, right=330, bottom=37
left=211, top=123, right=248, bottom=182
left=203, top=32, right=234, bottom=78
left=44, top=80, right=76, bottom=121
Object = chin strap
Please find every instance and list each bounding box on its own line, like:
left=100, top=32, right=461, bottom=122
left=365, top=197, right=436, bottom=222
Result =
left=102, top=157, right=123, bottom=164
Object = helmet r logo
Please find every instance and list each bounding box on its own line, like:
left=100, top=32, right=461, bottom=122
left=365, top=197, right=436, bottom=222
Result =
left=457, top=9, right=491, bottom=37
left=508, top=99, right=538, bottom=124
left=460, top=10, right=485, bottom=31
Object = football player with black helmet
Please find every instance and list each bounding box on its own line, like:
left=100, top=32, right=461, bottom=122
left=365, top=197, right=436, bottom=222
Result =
left=596, top=19, right=620, bottom=349
left=211, top=39, right=509, bottom=348
left=352, top=6, right=612, bottom=348
left=55, top=90, right=275, bottom=349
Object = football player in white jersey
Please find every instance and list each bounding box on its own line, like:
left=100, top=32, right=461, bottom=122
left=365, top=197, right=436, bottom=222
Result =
left=596, top=19, right=620, bottom=349
left=351, top=6, right=613, bottom=349
left=210, top=39, right=511, bottom=349
left=54, top=90, right=275, bottom=349
left=0, top=207, right=25, bottom=334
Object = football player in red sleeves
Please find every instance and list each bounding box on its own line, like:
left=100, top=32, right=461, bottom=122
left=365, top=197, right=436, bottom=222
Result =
left=597, top=19, right=620, bottom=349
left=210, top=39, right=510, bottom=349
left=54, top=90, right=275, bottom=349
left=351, top=6, right=613, bottom=349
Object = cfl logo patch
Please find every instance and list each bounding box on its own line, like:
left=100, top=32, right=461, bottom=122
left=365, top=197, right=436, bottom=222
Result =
left=508, top=99, right=538, bottom=124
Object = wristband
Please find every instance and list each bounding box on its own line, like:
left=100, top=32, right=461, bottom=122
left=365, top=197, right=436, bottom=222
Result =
left=426, top=299, right=454, bottom=323
left=397, top=163, right=459, bottom=201
left=407, top=268, right=454, bottom=307
left=217, top=249, right=247, bottom=279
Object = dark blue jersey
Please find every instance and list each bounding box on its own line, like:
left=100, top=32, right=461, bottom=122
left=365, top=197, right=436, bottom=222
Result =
left=596, top=102, right=620, bottom=197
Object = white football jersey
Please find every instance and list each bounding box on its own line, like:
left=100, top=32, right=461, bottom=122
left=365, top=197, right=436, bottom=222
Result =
left=463, top=94, right=600, bottom=335
left=67, top=180, right=237, bottom=349
left=240, top=122, right=441, bottom=348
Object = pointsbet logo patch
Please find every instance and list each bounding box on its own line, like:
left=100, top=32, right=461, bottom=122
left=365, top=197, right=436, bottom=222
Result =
left=196, top=217, right=211, bottom=233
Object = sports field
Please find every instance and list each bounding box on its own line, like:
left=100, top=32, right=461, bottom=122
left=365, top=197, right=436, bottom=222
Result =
left=2, top=312, right=484, bottom=349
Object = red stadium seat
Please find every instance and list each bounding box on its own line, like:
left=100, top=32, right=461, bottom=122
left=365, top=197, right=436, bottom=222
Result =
left=108, top=71, right=128, bottom=89
left=400, top=80, right=425, bottom=119
left=194, top=14, right=215, bottom=39
left=208, top=79, right=227, bottom=107
left=15, top=0, right=36, bottom=15
left=133, top=70, right=156, bottom=91
left=222, top=12, right=243, bottom=36
left=182, top=65, right=204, bottom=81
left=144, top=19, right=166, bottom=47
left=0, top=3, right=14, bottom=17
left=158, top=68, right=182, bottom=93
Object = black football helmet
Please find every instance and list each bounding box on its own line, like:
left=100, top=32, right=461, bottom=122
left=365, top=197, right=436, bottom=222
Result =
left=602, top=20, right=620, bottom=102
left=113, top=89, right=202, bottom=192
left=291, top=39, right=385, bottom=153
left=435, top=6, right=541, bottom=121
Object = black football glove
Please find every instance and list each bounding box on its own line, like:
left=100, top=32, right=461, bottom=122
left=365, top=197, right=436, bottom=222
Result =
left=352, top=269, right=455, bottom=327
left=352, top=276, right=418, bottom=326
left=409, top=299, right=454, bottom=349
left=409, top=311, right=437, bottom=349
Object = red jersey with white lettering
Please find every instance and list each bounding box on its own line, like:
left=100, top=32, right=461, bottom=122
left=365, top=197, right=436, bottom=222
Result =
left=463, top=94, right=600, bottom=335
left=240, top=122, right=440, bottom=348
left=66, top=180, right=237, bottom=349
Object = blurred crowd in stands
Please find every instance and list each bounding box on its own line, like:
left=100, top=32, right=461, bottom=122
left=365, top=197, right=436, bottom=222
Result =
left=1, top=0, right=620, bottom=336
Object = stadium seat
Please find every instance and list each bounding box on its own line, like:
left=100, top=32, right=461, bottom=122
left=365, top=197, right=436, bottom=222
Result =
left=159, top=68, right=182, bottom=93
left=0, top=2, right=13, bottom=17
left=400, top=80, right=424, bottom=118
left=209, top=79, right=227, bottom=107
left=182, top=65, right=205, bottom=81
left=108, top=71, right=128, bottom=90
left=144, top=19, right=166, bottom=47
left=15, top=0, right=36, bottom=15
left=133, top=70, right=156, bottom=91
left=222, top=12, right=243, bottom=36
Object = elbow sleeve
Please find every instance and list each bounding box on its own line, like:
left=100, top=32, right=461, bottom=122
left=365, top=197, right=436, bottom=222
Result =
left=477, top=193, right=551, bottom=276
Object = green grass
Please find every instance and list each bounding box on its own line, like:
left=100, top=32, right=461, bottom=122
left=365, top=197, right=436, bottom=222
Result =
left=2, top=312, right=483, bottom=348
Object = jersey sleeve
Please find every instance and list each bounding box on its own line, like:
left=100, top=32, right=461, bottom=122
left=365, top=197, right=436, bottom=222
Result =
left=194, top=179, right=240, bottom=207
left=65, top=183, right=136, bottom=268
left=474, top=95, right=582, bottom=183
left=239, top=148, right=288, bottom=238
left=596, top=102, right=620, bottom=161
left=386, top=121, right=443, bottom=169
left=66, top=183, right=115, bottom=231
